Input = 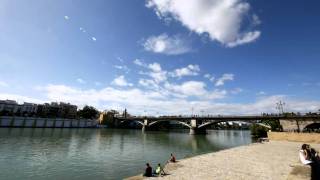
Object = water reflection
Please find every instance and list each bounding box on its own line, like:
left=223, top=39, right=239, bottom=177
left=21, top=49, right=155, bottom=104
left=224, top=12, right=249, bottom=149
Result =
left=0, top=128, right=252, bottom=180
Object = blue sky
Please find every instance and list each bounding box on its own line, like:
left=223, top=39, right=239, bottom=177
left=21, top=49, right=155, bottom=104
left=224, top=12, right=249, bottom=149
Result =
left=0, top=0, right=320, bottom=115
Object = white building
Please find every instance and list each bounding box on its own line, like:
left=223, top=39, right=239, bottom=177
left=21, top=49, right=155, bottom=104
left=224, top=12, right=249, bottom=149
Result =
left=0, top=100, right=20, bottom=113
left=21, top=102, right=38, bottom=114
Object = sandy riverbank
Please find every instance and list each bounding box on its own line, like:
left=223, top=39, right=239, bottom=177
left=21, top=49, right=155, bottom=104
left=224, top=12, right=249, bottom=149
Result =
left=126, top=141, right=320, bottom=180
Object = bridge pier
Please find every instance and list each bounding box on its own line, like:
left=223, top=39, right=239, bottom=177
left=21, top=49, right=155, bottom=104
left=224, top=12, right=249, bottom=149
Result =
left=142, top=119, right=149, bottom=132
left=189, top=119, right=207, bottom=135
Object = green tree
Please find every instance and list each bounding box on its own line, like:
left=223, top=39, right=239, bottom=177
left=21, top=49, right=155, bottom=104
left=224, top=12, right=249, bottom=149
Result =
left=250, top=124, right=268, bottom=138
left=262, top=119, right=283, bottom=131
left=78, top=105, right=99, bottom=119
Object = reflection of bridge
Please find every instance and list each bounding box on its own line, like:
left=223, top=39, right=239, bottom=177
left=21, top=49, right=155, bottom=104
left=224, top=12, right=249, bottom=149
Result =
left=114, top=115, right=320, bottom=134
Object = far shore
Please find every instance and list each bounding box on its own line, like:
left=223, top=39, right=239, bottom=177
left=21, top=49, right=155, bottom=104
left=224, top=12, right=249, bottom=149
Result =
left=126, top=140, right=320, bottom=180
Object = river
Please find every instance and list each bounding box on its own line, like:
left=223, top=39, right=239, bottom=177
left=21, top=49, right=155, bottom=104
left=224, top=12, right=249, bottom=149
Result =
left=0, top=128, right=253, bottom=180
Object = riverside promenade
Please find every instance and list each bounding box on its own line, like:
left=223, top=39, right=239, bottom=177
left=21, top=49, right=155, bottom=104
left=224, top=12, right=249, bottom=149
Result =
left=127, top=141, right=320, bottom=180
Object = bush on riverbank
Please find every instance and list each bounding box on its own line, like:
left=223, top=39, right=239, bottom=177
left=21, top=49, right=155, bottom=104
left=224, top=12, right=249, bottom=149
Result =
left=250, top=124, right=268, bottom=138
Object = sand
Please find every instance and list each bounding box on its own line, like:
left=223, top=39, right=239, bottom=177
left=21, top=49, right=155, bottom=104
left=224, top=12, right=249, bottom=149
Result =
left=126, top=141, right=320, bottom=180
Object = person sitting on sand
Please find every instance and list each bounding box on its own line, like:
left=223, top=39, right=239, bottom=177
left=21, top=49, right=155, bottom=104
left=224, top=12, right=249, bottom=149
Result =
left=300, top=144, right=313, bottom=165
left=168, top=153, right=176, bottom=163
left=155, top=163, right=166, bottom=176
left=307, top=144, right=320, bottom=162
left=143, top=163, right=152, bottom=177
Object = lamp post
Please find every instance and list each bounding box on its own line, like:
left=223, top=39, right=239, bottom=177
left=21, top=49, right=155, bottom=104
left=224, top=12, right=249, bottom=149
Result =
left=191, top=107, right=194, bottom=117
left=276, top=101, right=285, bottom=114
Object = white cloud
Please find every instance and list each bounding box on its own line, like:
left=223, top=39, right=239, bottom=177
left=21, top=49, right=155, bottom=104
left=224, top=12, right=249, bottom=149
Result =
left=92, top=37, right=97, bottom=41
left=226, top=31, right=261, bottom=47
left=148, top=63, right=162, bottom=72
left=32, top=84, right=320, bottom=115
left=252, top=14, right=261, bottom=26
left=0, top=81, right=9, bottom=87
left=64, top=16, right=69, bottom=20
left=117, top=57, right=124, bottom=63
left=0, top=93, right=44, bottom=104
left=76, top=78, right=86, bottom=84
left=146, top=0, right=261, bottom=47
left=139, top=79, right=159, bottom=89
left=257, top=91, right=266, bottom=95
left=230, top=88, right=243, bottom=94
left=215, top=73, right=234, bottom=86
left=165, top=81, right=207, bottom=97
left=112, top=76, right=133, bottom=87
left=171, top=64, right=200, bottom=78
left=133, top=59, right=144, bottom=66
left=164, top=81, right=226, bottom=99
left=204, top=74, right=215, bottom=82
left=143, top=34, right=191, bottom=55
left=114, top=65, right=130, bottom=73
left=134, top=60, right=168, bottom=84
left=2, top=84, right=320, bottom=116
left=80, top=27, right=86, bottom=33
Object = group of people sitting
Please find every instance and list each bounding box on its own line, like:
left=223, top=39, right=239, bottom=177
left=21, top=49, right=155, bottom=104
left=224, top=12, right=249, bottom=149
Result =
left=299, top=144, right=320, bottom=165
left=143, top=153, right=176, bottom=177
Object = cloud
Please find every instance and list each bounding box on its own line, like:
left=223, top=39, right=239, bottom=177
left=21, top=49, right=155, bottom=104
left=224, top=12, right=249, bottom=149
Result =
left=64, top=16, right=69, bottom=20
left=76, top=78, right=86, bottom=84
left=134, top=60, right=168, bottom=84
left=28, top=84, right=320, bottom=115
left=204, top=74, right=215, bottom=82
left=117, top=57, right=124, bottom=63
left=133, top=59, right=144, bottom=66
left=80, top=27, right=86, bottom=33
left=230, top=88, right=243, bottom=94
left=111, top=76, right=133, bottom=87
left=226, top=31, right=261, bottom=47
left=2, top=83, right=320, bottom=116
left=164, top=81, right=226, bottom=99
left=146, top=0, right=261, bottom=47
left=171, top=64, right=200, bottom=78
left=148, top=63, right=162, bottom=72
left=114, top=65, right=130, bottom=73
left=257, top=91, right=266, bottom=95
left=0, top=93, right=44, bottom=104
left=92, top=37, right=97, bottom=41
left=143, top=34, right=191, bottom=55
left=0, top=81, right=9, bottom=87
left=215, top=73, right=234, bottom=86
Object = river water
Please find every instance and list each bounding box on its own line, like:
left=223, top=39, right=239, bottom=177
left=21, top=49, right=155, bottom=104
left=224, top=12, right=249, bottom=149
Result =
left=0, top=128, right=252, bottom=180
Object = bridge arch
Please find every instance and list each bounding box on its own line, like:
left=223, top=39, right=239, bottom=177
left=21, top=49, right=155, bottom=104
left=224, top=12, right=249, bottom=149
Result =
left=197, top=120, right=225, bottom=129
left=148, top=120, right=191, bottom=129
left=119, top=120, right=144, bottom=126
left=197, top=120, right=271, bottom=129
left=302, top=123, right=320, bottom=132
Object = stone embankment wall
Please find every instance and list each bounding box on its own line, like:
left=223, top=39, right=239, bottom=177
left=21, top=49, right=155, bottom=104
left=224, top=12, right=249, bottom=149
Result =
left=268, top=132, right=320, bottom=143
left=0, top=116, right=98, bottom=128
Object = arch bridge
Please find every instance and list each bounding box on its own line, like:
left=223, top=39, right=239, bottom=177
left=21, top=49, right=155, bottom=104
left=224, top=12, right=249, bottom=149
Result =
left=114, top=115, right=320, bottom=134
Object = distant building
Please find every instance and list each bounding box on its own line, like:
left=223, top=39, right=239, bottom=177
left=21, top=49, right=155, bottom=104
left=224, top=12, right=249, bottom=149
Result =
left=0, top=100, right=20, bottom=114
left=21, top=102, right=38, bottom=115
left=38, top=102, right=77, bottom=118
left=58, top=102, right=77, bottom=118
left=0, top=99, right=77, bottom=119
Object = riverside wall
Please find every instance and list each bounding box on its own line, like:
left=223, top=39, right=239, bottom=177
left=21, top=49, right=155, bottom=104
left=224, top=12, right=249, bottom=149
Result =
left=0, top=116, right=98, bottom=128
left=268, top=131, right=320, bottom=143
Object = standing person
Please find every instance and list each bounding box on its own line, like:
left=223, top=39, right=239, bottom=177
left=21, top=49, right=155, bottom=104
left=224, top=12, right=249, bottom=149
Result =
left=168, top=153, right=176, bottom=163
left=143, top=163, right=152, bottom=177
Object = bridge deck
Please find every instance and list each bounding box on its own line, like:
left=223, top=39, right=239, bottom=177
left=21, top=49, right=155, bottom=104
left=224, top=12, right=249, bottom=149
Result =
left=115, top=115, right=320, bottom=121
